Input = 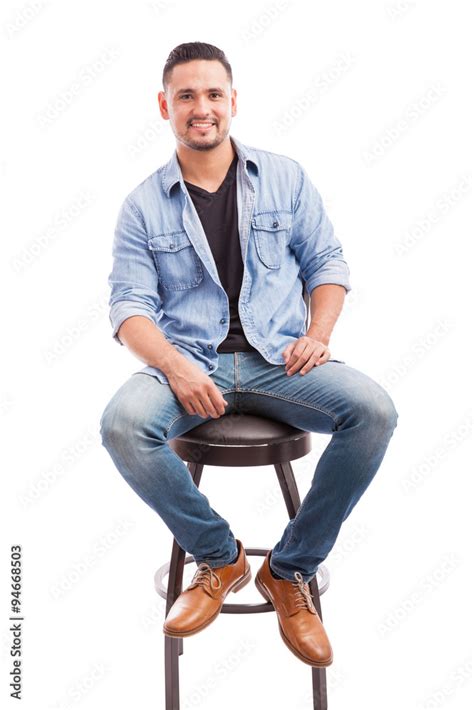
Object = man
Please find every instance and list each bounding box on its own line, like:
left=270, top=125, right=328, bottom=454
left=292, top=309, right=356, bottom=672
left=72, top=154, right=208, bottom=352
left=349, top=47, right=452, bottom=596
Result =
left=100, top=42, right=398, bottom=668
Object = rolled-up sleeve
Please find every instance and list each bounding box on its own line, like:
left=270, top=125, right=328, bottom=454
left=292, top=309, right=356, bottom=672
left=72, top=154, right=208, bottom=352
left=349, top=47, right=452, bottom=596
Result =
left=290, top=164, right=351, bottom=296
left=108, top=196, right=162, bottom=345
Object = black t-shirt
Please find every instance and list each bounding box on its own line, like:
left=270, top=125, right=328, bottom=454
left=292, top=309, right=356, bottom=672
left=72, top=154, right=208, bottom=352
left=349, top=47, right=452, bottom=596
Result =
left=184, top=154, right=258, bottom=353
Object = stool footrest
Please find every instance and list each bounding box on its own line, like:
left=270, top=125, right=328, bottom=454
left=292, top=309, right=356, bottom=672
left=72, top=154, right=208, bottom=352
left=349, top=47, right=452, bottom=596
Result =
left=154, top=547, right=330, bottom=614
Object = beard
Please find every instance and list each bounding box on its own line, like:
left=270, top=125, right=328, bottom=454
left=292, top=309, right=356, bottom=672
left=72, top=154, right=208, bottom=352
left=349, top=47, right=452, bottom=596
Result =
left=175, top=122, right=229, bottom=152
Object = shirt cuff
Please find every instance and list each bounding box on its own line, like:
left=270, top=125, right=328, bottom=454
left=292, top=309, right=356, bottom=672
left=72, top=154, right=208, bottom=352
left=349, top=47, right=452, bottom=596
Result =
left=110, top=303, right=157, bottom=345
left=305, top=270, right=352, bottom=296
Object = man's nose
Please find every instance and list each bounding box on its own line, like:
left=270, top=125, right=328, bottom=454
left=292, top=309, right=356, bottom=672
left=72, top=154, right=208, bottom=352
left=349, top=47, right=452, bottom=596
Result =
left=193, top=95, right=213, bottom=116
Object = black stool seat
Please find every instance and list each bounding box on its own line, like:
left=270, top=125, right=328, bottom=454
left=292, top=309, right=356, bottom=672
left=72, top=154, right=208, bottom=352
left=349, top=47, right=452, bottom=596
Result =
left=170, top=413, right=312, bottom=466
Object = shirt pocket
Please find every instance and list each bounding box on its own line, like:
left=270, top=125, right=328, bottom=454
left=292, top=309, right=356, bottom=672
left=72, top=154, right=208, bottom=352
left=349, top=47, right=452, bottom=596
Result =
left=148, top=231, right=203, bottom=290
left=251, top=212, right=292, bottom=269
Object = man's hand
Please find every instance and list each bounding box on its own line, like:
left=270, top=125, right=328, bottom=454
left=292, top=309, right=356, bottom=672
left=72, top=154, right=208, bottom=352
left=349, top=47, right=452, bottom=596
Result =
left=167, top=358, right=228, bottom=419
left=282, top=336, right=331, bottom=376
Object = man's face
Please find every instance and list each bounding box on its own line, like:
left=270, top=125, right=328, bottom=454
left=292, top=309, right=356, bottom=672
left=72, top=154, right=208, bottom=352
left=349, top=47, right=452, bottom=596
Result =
left=158, top=59, right=237, bottom=152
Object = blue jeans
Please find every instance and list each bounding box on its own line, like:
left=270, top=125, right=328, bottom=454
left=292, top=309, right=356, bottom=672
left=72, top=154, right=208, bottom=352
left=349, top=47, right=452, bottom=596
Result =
left=99, top=353, right=398, bottom=583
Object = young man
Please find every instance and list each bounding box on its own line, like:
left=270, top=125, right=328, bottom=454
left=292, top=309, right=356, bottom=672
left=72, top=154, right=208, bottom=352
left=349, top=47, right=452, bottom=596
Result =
left=100, top=42, right=398, bottom=668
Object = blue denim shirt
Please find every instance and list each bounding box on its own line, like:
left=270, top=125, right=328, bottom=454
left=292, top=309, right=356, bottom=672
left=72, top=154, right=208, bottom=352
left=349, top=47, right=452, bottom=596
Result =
left=108, top=135, right=352, bottom=384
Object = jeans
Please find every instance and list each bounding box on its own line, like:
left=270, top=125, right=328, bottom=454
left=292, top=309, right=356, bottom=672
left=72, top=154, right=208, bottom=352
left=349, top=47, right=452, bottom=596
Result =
left=99, top=352, right=398, bottom=583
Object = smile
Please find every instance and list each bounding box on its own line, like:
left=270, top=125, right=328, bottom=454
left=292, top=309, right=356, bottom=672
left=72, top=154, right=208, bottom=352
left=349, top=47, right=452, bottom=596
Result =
left=190, top=122, right=215, bottom=130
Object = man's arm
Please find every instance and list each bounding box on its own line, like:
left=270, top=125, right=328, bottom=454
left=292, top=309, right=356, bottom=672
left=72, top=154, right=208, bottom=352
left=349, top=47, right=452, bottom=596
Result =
left=109, top=196, right=164, bottom=346
left=109, top=198, right=227, bottom=418
left=289, top=164, right=351, bottom=297
left=282, top=284, right=346, bottom=375
left=282, top=164, right=351, bottom=375
left=117, top=316, right=226, bottom=418
left=117, top=315, right=185, bottom=375
left=305, top=284, right=346, bottom=346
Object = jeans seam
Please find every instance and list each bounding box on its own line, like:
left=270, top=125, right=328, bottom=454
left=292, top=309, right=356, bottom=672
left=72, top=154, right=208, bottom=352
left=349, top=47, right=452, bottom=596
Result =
left=239, top=388, right=338, bottom=424
left=164, top=385, right=338, bottom=436
left=235, top=353, right=240, bottom=409
left=281, top=528, right=297, bottom=552
left=235, top=352, right=240, bottom=390
left=281, top=510, right=302, bottom=551
left=165, top=412, right=191, bottom=438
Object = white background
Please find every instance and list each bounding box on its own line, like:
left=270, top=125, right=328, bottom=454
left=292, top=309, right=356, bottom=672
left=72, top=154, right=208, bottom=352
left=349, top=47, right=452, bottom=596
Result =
left=1, top=1, right=472, bottom=708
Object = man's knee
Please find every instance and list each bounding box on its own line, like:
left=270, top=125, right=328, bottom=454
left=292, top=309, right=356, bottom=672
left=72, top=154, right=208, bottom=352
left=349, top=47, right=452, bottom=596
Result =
left=99, top=397, right=124, bottom=451
left=99, top=390, right=153, bottom=452
left=367, top=386, right=398, bottom=433
left=346, top=375, right=398, bottom=434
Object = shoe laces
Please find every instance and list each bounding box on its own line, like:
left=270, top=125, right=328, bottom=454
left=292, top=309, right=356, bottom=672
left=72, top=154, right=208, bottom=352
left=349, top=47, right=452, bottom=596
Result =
left=188, top=563, right=222, bottom=592
left=292, top=571, right=316, bottom=612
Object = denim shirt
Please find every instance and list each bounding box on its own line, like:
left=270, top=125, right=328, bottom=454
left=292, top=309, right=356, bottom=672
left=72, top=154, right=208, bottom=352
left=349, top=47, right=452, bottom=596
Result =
left=108, top=135, right=352, bottom=384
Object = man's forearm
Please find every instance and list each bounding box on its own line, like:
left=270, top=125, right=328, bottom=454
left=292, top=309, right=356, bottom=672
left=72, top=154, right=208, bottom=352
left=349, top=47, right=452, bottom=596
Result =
left=305, top=284, right=346, bottom=346
left=117, top=316, right=185, bottom=376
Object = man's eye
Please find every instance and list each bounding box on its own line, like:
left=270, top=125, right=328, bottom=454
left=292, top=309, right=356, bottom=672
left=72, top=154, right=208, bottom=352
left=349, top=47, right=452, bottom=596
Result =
left=179, top=93, right=221, bottom=99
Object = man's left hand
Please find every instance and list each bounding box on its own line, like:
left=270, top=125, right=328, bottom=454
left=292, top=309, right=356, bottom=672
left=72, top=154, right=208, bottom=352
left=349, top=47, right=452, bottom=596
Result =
left=282, top=336, right=331, bottom=376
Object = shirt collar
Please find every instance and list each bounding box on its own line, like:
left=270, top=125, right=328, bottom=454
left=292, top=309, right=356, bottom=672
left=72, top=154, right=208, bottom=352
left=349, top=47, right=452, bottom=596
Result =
left=161, top=134, right=259, bottom=197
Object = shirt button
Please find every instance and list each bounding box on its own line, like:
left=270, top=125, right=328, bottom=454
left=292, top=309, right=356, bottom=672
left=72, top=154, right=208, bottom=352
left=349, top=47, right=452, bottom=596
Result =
left=208, top=364, right=213, bottom=370
left=220, top=318, right=225, bottom=324
left=207, top=344, right=212, bottom=349
left=272, top=221, right=279, bottom=228
left=169, top=243, right=175, bottom=249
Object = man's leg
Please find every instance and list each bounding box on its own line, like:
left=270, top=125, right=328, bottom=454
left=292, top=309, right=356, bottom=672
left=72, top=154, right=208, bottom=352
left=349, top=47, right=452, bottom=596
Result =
left=235, top=352, right=399, bottom=582
left=99, top=368, right=239, bottom=567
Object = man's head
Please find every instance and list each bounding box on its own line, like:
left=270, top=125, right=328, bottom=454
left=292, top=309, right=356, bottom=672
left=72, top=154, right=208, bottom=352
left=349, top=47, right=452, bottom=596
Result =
left=158, top=42, right=237, bottom=152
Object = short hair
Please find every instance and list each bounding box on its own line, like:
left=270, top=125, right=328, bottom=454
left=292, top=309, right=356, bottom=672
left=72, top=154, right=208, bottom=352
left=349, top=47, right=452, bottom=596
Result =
left=162, top=42, right=233, bottom=92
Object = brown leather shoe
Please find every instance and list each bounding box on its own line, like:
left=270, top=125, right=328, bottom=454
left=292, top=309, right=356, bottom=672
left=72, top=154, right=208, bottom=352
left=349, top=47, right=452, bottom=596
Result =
left=255, top=551, right=333, bottom=667
left=163, top=539, right=251, bottom=638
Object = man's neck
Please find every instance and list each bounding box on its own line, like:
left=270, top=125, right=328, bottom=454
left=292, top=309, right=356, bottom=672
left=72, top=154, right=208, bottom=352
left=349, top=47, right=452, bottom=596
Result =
left=177, top=138, right=236, bottom=191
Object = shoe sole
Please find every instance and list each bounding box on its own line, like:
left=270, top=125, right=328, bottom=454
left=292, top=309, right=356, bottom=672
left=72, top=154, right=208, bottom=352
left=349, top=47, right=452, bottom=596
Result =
left=255, top=573, right=333, bottom=668
left=163, top=565, right=252, bottom=638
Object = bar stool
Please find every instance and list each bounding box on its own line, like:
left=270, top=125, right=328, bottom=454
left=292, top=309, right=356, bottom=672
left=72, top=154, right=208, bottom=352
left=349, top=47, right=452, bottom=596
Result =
left=154, top=411, right=331, bottom=710
left=154, top=288, right=331, bottom=709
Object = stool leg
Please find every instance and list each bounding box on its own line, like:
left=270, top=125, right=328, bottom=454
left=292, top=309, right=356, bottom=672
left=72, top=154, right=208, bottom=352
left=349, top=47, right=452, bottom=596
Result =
left=163, top=463, right=204, bottom=709
left=274, top=462, right=328, bottom=710
left=309, top=581, right=328, bottom=710
left=164, top=637, right=180, bottom=710
left=164, top=538, right=185, bottom=710
left=188, top=461, right=204, bottom=487
left=178, top=465, right=202, bottom=658
left=274, top=461, right=301, bottom=515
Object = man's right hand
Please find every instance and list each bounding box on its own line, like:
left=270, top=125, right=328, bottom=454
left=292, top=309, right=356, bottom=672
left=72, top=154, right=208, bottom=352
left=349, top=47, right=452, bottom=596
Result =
left=167, top=358, right=228, bottom=419
left=116, top=317, right=228, bottom=419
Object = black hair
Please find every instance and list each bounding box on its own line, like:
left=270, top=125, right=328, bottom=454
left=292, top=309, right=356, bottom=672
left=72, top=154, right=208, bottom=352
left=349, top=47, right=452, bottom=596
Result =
left=162, top=42, right=233, bottom=91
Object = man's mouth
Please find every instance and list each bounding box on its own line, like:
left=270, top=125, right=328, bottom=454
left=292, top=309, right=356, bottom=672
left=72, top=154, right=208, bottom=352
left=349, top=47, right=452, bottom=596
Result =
left=189, top=122, right=215, bottom=131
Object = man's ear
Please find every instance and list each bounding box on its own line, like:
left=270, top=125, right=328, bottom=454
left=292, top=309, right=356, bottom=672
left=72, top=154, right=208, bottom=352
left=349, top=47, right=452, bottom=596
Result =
left=157, top=91, right=169, bottom=119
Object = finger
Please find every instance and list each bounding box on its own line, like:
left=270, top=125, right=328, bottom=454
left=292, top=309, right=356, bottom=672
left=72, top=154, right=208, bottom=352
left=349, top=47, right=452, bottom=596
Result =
left=189, top=397, right=209, bottom=419
left=285, top=346, right=307, bottom=370
left=209, top=390, right=227, bottom=416
left=287, top=356, right=311, bottom=375
left=287, top=342, right=326, bottom=374
left=299, top=352, right=320, bottom=375
left=213, top=385, right=229, bottom=411
left=286, top=344, right=314, bottom=374
left=315, top=349, right=331, bottom=366
left=200, top=392, right=223, bottom=418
